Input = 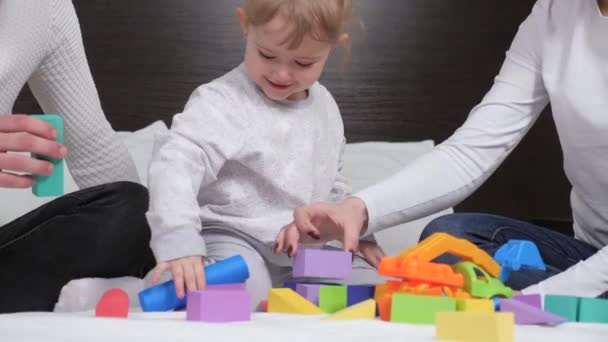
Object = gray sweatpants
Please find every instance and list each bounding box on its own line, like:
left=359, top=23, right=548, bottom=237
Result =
left=202, top=229, right=386, bottom=311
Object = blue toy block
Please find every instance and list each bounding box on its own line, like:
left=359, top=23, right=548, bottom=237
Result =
left=139, top=255, right=249, bottom=312
left=283, top=281, right=298, bottom=292
left=347, top=285, right=376, bottom=306
left=494, top=240, right=546, bottom=282
left=31, top=114, right=64, bottom=197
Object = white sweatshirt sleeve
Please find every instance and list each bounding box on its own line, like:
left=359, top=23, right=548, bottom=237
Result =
left=146, top=85, right=248, bottom=262
left=27, top=0, right=139, bottom=188
left=329, top=137, right=352, bottom=203
left=357, top=0, right=550, bottom=235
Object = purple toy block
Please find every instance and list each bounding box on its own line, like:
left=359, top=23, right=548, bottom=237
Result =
left=295, top=284, right=321, bottom=304
left=292, top=247, right=352, bottom=279
left=206, top=283, right=247, bottom=291
left=500, top=299, right=565, bottom=326
left=513, top=294, right=542, bottom=309
left=186, top=289, right=251, bottom=322
left=347, top=285, right=376, bottom=306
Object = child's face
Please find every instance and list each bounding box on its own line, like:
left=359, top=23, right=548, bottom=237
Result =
left=240, top=13, right=334, bottom=101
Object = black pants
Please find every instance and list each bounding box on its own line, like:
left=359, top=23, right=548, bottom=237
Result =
left=0, top=182, right=155, bottom=313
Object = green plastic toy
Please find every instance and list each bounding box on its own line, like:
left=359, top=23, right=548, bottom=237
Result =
left=453, top=261, right=513, bottom=299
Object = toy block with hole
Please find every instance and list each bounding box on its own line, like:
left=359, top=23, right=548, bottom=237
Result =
left=436, top=312, right=514, bottom=342
left=499, top=299, right=565, bottom=325
left=390, top=293, right=456, bottom=324
left=399, top=232, right=501, bottom=278
left=292, top=247, right=352, bottom=279
left=347, top=284, right=376, bottom=306
left=324, top=299, right=376, bottom=320
left=186, top=289, right=251, bottom=322
left=494, top=240, right=545, bottom=282
left=578, top=297, right=608, bottom=323
left=95, top=288, right=129, bottom=318
left=456, top=298, right=495, bottom=313
left=32, top=114, right=64, bottom=197
left=379, top=257, right=464, bottom=287
left=544, top=295, right=579, bottom=322
left=295, top=283, right=321, bottom=304
left=319, top=285, right=347, bottom=313
left=267, top=288, right=323, bottom=314
left=512, top=294, right=542, bottom=309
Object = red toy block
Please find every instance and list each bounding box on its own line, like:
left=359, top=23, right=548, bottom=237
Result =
left=96, top=288, right=129, bottom=318
left=261, top=299, right=268, bottom=312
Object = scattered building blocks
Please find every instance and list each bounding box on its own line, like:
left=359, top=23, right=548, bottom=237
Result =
left=512, top=294, right=542, bottom=309
left=295, top=284, right=321, bottom=304
left=499, top=299, right=565, bottom=325
left=292, top=247, right=352, bottom=279
left=456, top=298, right=495, bottom=313
left=400, top=232, right=501, bottom=278
left=325, top=299, right=376, bottom=320
left=267, top=288, right=323, bottom=315
left=346, top=285, right=375, bottom=306
left=453, top=261, right=512, bottom=299
left=435, top=312, right=514, bottom=342
left=139, top=255, right=250, bottom=312
left=379, top=257, right=464, bottom=287
left=578, top=297, right=608, bottom=323
left=494, top=240, right=546, bottom=282
left=319, top=285, right=347, bottom=313
left=32, top=114, right=64, bottom=197
left=390, top=294, right=456, bottom=324
left=544, top=295, right=579, bottom=322
left=186, top=289, right=250, bottom=322
left=95, top=288, right=129, bottom=318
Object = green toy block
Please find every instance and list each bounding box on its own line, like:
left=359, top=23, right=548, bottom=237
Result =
left=31, top=114, right=64, bottom=197
left=544, top=295, right=579, bottom=322
left=391, top=294, right=456, bottom=324
left=578, top=297, right=608, bottom=323
left=319, top=285, right=347, bottom=313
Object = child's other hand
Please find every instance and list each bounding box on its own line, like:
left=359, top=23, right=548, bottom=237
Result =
left=357, top=240, right=385, bottom=268
left=152, top=255, right=206, bottom=299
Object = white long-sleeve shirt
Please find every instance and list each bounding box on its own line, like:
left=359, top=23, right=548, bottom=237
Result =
left=0, top=0, right=138, bottom=189
left=358, top=0, right=608, bottom=297
left=147, top=64, right=349, bottom=262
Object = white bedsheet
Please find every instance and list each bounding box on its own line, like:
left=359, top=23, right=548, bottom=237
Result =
left=1, top=311, right=607, bottom=342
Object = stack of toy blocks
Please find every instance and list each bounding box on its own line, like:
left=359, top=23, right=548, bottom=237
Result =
left=267, top=246, right=376, bottom=320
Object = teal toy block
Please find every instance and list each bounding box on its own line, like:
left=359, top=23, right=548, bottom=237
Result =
left=578, top=297, right=608, bottom=323
left=318, top=285, right=347, bottom=313
left=544, top=295, right=579, bottom=322
left=391, top=294, right=456, bottom=324
left=31, top=114, right=64, bottom=197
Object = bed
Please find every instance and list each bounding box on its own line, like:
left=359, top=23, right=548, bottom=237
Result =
left=5, top=0, right=603, bottom=340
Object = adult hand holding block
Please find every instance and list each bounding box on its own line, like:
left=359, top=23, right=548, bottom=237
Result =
left=0, top=114, right=66, bottom=191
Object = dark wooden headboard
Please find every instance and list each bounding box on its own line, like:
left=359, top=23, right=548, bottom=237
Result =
left=14, top=0, right=572, bottom=230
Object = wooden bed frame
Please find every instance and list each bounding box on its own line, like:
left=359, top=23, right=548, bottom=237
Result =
left=14, top=0, right=573, bottom=232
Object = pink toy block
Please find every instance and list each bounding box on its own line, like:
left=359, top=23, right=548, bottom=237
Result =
left=295, top=284, right=321, bottom=304
left=186, top=289, right=251, bottom=322
left=293, top=247, right=352, bottom=279
left=95, top=288, right=129, bottom=318
left=512, top=294, right=542, bottom=309
left=206, top=283, right=246, bottom=290
left=500, top=299, right=565, bottom=326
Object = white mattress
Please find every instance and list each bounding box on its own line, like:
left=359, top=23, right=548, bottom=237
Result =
left=1, top=311, right=607, bottom=342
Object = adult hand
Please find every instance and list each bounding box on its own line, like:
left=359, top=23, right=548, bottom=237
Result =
left=152, top=255, right=206, bottom=299
left=0, top=114, right=66, bottom=188
left=357, top=240, right=386, bottom=268
left=274, top=197, right=369, bottom=255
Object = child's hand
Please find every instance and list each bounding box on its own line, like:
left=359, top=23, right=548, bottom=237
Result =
left=152, top=255, right=206, bottom=299
left=357, top=240, right=386, bottom=268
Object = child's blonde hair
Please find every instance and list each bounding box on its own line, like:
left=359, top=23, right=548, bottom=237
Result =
left=243, top=0, right=353, bottom=49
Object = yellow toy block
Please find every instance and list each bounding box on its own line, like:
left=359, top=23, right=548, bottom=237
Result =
left=399, top=232, right=501, bottom=278
left=456, top=298, right=495, bottom=313
left=436, top=312, right=514, bottom=342
left=324, top=299, right=376, bottom=320
left=268, top=288, right=324, bottom=315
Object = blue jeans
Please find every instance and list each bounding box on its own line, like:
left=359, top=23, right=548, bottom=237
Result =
left=419, top=213, right=598, bottom=291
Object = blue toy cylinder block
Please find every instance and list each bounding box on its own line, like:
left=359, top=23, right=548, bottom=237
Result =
left=139, top=255, right=250, bottom=312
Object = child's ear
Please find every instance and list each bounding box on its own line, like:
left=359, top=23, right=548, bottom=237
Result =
left=236, top=8, right=248, bottom=35
left=335, top=33, right=350, bottom=48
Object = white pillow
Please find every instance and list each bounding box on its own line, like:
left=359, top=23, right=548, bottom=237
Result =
left=342, top=141, right=453, bottom=256
left=0, top=121, right=168, bottom=227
